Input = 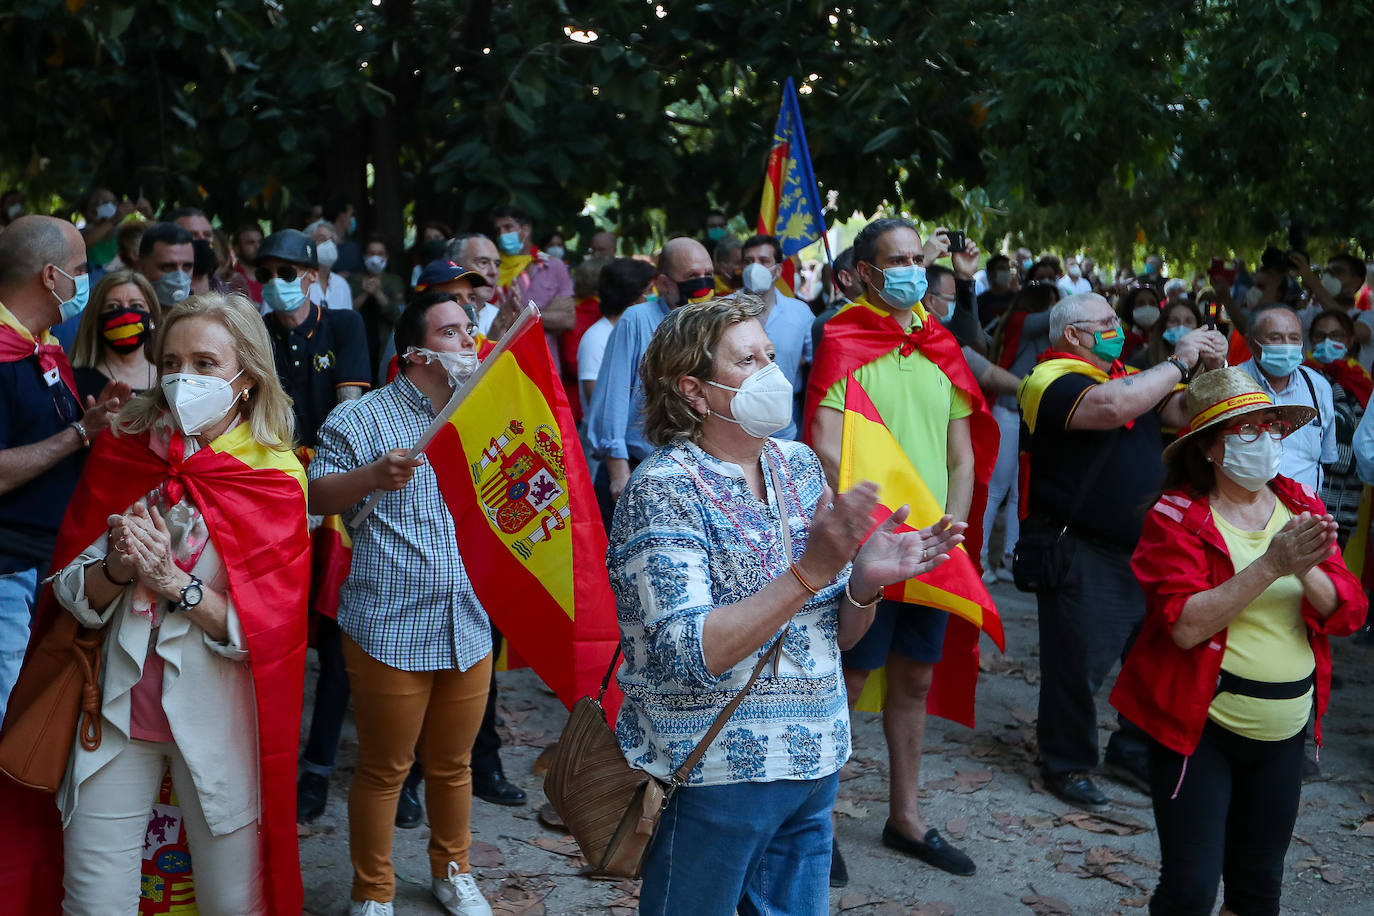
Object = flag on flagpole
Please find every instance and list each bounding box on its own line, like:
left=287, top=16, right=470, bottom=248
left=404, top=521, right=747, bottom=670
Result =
left=839, top=373, right=1004, bottom=727
left=758, top=76, right=830, bottom=293
left=423, top=313, right=622, bottom=720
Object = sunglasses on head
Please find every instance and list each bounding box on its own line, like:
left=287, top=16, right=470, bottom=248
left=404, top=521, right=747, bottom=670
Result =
left=254, top=265, right=299, bottom=284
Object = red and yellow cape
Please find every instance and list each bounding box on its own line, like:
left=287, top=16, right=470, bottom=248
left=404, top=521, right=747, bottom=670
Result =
left=0, top=421, right=310, bottom=915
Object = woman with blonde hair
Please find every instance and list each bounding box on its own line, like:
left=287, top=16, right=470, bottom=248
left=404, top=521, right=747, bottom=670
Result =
left=69, top=269, right=161, bottom=403
left=0, top=292, right=310, bottom=914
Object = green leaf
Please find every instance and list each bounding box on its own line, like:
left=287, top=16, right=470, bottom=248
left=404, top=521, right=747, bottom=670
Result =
left=862, top=126, right=903, bottom=154
left=504, top=101, right=536, bottom=134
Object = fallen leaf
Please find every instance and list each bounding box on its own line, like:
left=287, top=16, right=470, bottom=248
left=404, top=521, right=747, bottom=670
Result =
left=875, top=904, right=910, bottom=916
left=1057, top=811, right=1148, bottom=837
left=1293, top=855, right=1325, bottom=872
left=946, top=817, right=969, bottom=839
left=1356, top=817, right=1374, bottom=837
left=838, top=892, right=884, bottom=910
left=833, top=798, right=870, bottom=819
left=913, top=902, right=956, bottom=916
left=1320, top=864, right=1345, bottom=885
left=1084, top=846, right=1124, bottom=867
left=536, top=802, right=566, bottom=832
left=470, top=840, right=505, bottom=868
left=1021, top=893, right=1073, bottom=915
left=928, top=769, right=994, bottom=794
left=532, top=743, right=560, bottom=775
left=1119, top=896, right=1149, bottom=909
left=526, top=835, right=583, bottom=857
left=993, top=811, right=1024, bottom=832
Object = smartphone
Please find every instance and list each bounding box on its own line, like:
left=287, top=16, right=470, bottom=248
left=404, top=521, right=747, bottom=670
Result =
left=947, top=230, right=966, bottom=255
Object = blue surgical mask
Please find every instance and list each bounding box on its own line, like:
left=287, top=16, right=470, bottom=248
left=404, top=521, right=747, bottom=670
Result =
left=1021, top=258, right=1034, bottom=272
left=263, top=277, right=307, bottom=313
left=1311, top=339, right=1347, bottom=365
left=1162, top=325, right=1188, bottom=346
left=498, top=232, right=522, bottom=255
left=1257, top=343, right=1303, bottom=378
left=876, top=264, right=928, bottom=310
left=349, top=216, right=357, bottom=236
left=51, top=266, right=90, bottom=321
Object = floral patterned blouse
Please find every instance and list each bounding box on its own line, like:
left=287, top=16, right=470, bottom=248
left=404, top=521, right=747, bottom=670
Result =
left=608, top=437, right=851, bottom=787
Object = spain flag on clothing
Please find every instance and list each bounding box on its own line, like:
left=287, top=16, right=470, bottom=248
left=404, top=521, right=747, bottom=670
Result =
left=424, top=309, right=622, bottom=719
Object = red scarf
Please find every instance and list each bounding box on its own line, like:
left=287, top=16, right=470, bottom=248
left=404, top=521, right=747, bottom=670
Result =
left=805, top=297, right=1000, bottom=725
left=0, top=320, right=77, bottom=399
left=0, top=426, right=310, bottom=916
left=1305, top=356, right=1372, bottom=409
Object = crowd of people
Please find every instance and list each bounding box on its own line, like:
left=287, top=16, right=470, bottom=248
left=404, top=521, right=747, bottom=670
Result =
left=0, top=187, right=1371, bottom=916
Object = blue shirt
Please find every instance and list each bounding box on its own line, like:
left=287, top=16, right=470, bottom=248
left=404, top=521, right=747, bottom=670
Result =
left=608, top=437, right=851, bottom=786
left=1238, top=360, right=1337, bottom=492
left=586, top=297, right=670, bottom=461
left=763, top=293, right=815, bottom=441
left=310, top=373, right=492, bottom=672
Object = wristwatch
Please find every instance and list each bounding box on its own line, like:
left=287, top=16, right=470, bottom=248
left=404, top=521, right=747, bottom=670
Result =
left=1166, top=355, right=1193, bottom=383
left=173, top=575, right=204, bottom=613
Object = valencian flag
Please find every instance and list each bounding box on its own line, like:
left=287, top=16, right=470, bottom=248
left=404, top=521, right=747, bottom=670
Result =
left=422, top=308, right=622, bottom=719
left=758, top=76, right=829, bottom=293
left=804, top=297, right=1003, bottom=727
left=0, top=422, right=311, bottom=915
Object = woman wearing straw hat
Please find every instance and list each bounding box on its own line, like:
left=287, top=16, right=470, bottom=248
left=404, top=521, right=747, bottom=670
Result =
left=1111, top=366, right=1367, bottom=916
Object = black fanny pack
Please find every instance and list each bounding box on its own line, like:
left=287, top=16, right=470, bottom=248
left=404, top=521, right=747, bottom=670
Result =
left=1214, top=669, right=1314, bottom=701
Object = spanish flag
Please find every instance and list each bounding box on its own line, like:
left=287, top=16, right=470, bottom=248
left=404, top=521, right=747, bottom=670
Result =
left=424, top=312, right=622, bottom=720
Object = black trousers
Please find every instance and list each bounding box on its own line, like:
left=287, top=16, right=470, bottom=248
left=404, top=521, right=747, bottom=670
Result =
left=470, top=628, right=504, bottom=776
left=1147, top=721, right=1304, bottom=916
left=301, top=616, right=351, bottom=773
left=1035, top=532, right=1150, bottom=774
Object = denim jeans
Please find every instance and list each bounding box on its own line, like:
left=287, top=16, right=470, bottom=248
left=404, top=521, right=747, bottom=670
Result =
left=639, top=772, right=838, bottom=916
left=0, top=566, right=39, bottom=725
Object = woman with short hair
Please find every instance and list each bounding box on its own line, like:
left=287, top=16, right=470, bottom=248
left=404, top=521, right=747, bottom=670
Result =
left=610, top=295, right=964, bottom=916
left=1112, top=367, right=1366, bottom=916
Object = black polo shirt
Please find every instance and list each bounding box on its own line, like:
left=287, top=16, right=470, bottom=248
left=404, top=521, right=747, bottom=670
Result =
left=1022, top=373, right=1165, bottom=551
left=0, top=354, right=83, bottom=573
left=265, top=305, right=370, bottom=447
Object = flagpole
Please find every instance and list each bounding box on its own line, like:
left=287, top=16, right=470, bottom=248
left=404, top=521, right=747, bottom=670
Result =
left=349, top=303, right=541, bottom=528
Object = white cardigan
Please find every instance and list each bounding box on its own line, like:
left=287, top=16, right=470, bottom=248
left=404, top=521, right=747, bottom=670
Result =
left=52, top=529, right=261, bottom=836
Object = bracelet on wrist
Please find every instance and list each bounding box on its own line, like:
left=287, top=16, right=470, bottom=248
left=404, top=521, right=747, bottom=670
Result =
left=789, top=563, right=820, bottom=596
left=101, top=555, right=135, bottom=587
left=71, top=421, right=90, bottom=449
left=844, top=578, right=881, bottom=609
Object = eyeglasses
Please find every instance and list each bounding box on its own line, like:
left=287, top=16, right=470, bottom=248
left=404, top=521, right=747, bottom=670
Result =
left=1223, top=420, right=1292, bottom=443
left=1069, top=317, right=1122, bottom=331
left=255, top=265, right=299, bottom=284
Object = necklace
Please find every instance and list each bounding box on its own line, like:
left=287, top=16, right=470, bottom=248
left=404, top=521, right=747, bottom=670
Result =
left=103, top=355, right=155, bottom=390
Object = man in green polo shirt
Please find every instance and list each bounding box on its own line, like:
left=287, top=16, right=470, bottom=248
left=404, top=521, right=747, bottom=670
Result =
left=811, top=217, right=981, bottom=880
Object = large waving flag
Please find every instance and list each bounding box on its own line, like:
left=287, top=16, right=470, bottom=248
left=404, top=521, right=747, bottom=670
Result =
left=758, top=76, right=829, bottom=292
left=840, top=373, right=1004, bottom=727
left=423, top=308, right=622, bottom=720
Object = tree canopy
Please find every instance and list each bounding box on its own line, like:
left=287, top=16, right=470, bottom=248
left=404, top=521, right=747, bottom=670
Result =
left=2, top=0, right=1371, bottom=266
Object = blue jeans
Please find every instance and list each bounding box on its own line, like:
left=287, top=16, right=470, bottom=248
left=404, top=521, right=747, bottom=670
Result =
left=0, top=566, right=39, bottom=725
left=639, top=772, right=838, bottom=916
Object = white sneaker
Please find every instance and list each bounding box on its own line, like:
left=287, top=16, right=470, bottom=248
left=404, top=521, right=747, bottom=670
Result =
left=432, top=862, right=493, bottom=916
left=350, top=901, right=393, bottom=916
left=996, top=566, right=1016, bottom=583
left=981, top=568, right=998, bottom=585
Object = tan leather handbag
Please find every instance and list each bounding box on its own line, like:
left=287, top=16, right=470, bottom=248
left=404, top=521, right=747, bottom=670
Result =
left=0, top=612, right=105, bottom=792
left=544, top=452, right=797, bottom=879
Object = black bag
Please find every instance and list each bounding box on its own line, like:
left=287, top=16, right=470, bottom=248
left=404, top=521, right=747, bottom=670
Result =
left=1011, top=429, right=1118, bottom=593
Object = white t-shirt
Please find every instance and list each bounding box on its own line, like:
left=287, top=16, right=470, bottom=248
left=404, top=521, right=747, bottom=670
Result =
left=577, top=316, right=615, bottom=382
left=478, top=302, right=500, bottom=337
left=1056, top=276, right=1092, bottom=298
left=309, top=273, right=353, bottom=310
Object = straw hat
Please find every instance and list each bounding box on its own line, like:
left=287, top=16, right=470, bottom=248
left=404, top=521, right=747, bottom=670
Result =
left=1161, top=366, right=1317, bottom=462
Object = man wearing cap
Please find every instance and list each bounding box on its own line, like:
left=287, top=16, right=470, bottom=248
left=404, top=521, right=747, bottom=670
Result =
left=585, top=236, right=715, bottom=525
left=1018, top=292, right=1228, bottom=810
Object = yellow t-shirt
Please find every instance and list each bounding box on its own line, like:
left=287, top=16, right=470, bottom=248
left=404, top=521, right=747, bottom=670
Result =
left=818, top=300, right=971, bottom=509
left=1207, top=501, right=1315, bottom=741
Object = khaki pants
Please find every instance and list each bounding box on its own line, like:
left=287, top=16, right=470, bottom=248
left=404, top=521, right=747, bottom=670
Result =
left=342, top=634, right=491, bottom=902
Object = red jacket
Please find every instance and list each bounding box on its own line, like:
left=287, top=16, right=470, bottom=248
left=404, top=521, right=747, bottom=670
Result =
left=1110, top=476, right=1366, bottom=756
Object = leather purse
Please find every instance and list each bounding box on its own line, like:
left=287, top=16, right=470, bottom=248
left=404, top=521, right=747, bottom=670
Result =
left=543, top=452, right=797, bottom=879
left=0, top=609, right=105, bottom=792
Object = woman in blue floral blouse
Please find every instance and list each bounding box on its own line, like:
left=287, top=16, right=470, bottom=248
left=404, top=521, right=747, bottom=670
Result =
left=608, top=295, right=965, bottom=916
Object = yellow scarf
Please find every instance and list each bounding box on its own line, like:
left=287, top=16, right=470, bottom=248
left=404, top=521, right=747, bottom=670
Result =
left=498, top=253, right=533, bottom=289
left=1017, top=358, right=1111, bottom=435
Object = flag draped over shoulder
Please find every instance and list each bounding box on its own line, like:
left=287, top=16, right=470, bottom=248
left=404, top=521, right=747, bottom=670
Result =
left=424, top=314, right=622, bottom=720
left=758, top=76, right=826, bottom=295
left=0, top=422, right=310, bottom=916
left=804, top=297, right=1001, bottom=727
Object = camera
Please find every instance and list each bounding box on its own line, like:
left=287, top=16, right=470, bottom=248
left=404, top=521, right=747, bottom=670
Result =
left=947, top=230, right=966, bottom=255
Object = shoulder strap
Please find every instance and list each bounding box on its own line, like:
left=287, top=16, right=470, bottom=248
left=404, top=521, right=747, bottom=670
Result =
left=1297, top=365, right=1322, bottom=424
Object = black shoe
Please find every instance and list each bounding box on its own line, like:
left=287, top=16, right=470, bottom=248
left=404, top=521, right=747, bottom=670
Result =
left=881, top=822, right=976, bottom=876
left=1043, top=770, right=1109, bottom=811
left=472, top=769, right=527, bottom=806
left=1103, top=748, right=1151, bottom=795
left=830, top=837, right=849, bottom=888
left=297, top=772, right=329, bottom=824
left=396, top=771, right=424, bottom=828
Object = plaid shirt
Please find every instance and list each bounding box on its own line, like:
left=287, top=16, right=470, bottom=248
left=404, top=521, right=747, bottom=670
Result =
left=310, top=373, right=491, bottom=672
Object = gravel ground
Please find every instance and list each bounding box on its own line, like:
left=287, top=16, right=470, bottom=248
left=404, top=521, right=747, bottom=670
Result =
left=299, top=578, right=1374, bottom=915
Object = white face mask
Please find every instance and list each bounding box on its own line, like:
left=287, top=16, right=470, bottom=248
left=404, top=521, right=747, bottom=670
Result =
left=96, top=201, right=118, bottom=221
left=364, top=255, right=387, bottom=274
left=1220, top=430, right=1282, bottom=492
left=407, top=346, right=478, bottom=385
left=162, top=370, right=244, bottom=435
left=1132, top=305, right=1161, bottom=329
left=1245, top=285, right=1264, bottom=306
left=1321, top=273, right=1342, bottom=296
left=742, top=262, right=775, bottom=294
left=315, top=239, right=339, bottom=268
left=1067, top=264, right=1082, bottom=280
left=706, top=361, right=794, bottom=438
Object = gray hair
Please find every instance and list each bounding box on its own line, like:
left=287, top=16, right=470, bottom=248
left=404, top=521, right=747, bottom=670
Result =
left=446, top=232, right=489, bottom=263
left=1049, top=292, right=1109, bottom=343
